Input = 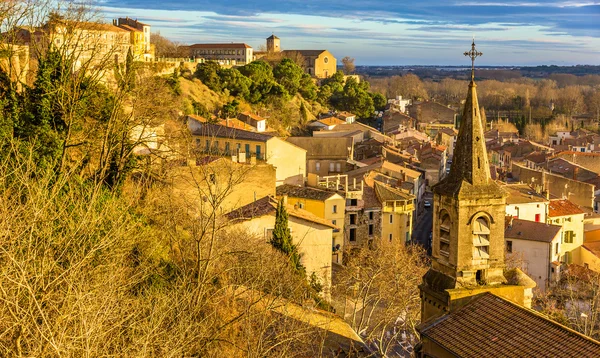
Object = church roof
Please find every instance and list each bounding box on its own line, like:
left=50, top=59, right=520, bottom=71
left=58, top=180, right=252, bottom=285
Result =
left=419, top=292, right=600, bottom=357
left=267, top=34, right=279, bottom=40
left=433, top=79, right=504, bottom=199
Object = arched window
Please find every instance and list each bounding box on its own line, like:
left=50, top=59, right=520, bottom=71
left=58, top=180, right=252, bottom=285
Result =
left=439, top=213, right=451, bottom=257
left=473, top=217, right=490, bottom=260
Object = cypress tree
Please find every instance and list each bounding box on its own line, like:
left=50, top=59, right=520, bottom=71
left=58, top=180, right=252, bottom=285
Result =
left=271, top=198, right=304, bottom=274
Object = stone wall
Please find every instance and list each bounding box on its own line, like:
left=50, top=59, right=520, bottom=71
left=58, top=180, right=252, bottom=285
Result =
left=512, top=163, right=595, bottom=209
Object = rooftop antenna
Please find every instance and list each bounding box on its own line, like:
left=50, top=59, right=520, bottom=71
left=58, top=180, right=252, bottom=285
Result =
left=464, top=38, right=482, bottom=81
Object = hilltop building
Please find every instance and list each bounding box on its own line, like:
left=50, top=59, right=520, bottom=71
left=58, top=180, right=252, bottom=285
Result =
left=187, top=43, right=253, bottom=65
left=258, top=35, right=337, bottom=78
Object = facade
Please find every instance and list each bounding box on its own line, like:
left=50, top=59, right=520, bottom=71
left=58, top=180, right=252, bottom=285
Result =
left=276, top=185, right=346, bottom=264
left=286, top=137, right=353, bottom=178
left=189, top=121, right=306, bottom=186
left=188, top=43, right=253, bottom=65
left=501, top=183, right=549, bottom=223
left=505, top=218, right=563, bottom=291
left=266, top=34, right=280, bottom=52
left=436, top=127, right=458, bottom=160
left=226, top=196, right=336, bottom=300
left=282, top=49, right=336, bottom=78
left=115, top=17, right=154, bottom=61
left=374, top=180, right=415, bottom=244
left=547, top=199, right=585, bottom=264
left=238, top=112, right=267, bottom=132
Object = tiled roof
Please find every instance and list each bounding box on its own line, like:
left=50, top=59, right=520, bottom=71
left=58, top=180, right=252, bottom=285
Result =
left=419, top=292, right=600, bottom=358
left=505, top=218, right=562, bottom=243
left=548, top=199, right=584, bottom=217
left=189, top=43, right=252, bottom=49
left=500, top=183, right=548, bottom=204
left=286, top=137, right=351, bottom=160
left=282, top=49, right=327, bottom=57
left=318, top=117, right=347, bottom=126
left=218, top=118, right=256, bottom=131
left=187, top=114, right=209, bottom=123
left=225, top=196, right=337, bottom=229
left=374, top=181, right=414, bottom=202
left=337, top=111, right=355, bottom=119
left=276, top=184, right=340, bottom=201
left=190, top=123, right=273, bottom=142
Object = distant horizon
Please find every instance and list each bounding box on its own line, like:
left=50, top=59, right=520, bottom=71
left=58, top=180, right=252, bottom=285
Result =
left=99, top=1, right=600, bottom=66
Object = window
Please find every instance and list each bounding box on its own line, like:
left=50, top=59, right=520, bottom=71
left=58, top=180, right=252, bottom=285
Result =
left=245, top=144, right=250, bottom=154
left=332, top=205, right=337, bottom=213
left=332, top=220, right=336, bottom=226
left=236, top=143, right=241, bottom=154
left=535, top=213, right=541, bottom=223
left=329, top=162, right=335, bottom=172
left=256, top=145, right=262, bottom=159
left=195, top=138, right=200, bottom=147
left=225, top=142, right=230, bottom=155
left=369, top=224, right=374, bottom=236
left=369, top=211, right=374, bottom=220
left=389, top=233, right=393, bottom=242
left=349, top=228, right=356, bottom=242
left=347, top=199, right=358, bottom=207
left=316, top=162, right=321, bottom=171
left=555, top=242, right=559, bottom=255
left=439, top=213, right=451, bottom=256
left=564, top=231, right=575, bottom=244
left=389, top=214, right=393, bottom=224
left=350, top=214, right=357, bottom=225
left=205, top=140, right=210, bottom=151
left=336, top=162, right=342, bottom=172
left=473, top=217, right=490, bottom=260
left=209, top=173, right=216, bottom=184
left=506, top=240, right=513, bottom=253
left=298, top=202, right=304, bottom=209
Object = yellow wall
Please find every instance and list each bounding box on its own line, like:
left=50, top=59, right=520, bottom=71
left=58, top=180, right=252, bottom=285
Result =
left=230, top=214, right=333, bottom=300
left=548, top=213, right=585, bottom=264
left=313, top=51, right=337, bottom=78
left=381, top=200, right=414, bottom=244
left=580, top=246, right=600, bottom=273
left=192, top=135, right=306, bottom=187
left=285, top=195, right=346, bottom=264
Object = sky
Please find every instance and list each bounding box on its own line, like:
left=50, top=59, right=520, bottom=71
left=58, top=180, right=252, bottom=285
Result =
left=97, top=1, right=600, bottom=66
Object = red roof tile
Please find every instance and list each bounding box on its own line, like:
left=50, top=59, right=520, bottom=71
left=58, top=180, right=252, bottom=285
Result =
left=548, top=199, right=584, bottom=217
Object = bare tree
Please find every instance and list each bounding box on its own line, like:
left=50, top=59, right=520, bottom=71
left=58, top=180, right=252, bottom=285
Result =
left=333, top=241, right=428, bottom=356
left=342, top=56, right=355, bottom=75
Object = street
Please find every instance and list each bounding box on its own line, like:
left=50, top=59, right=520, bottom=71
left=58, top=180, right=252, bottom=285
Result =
left=412, top=193, right=433, bottom=255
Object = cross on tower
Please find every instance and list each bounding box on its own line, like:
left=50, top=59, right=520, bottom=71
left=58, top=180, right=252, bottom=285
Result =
left=464, top=39, right=482, bottom=81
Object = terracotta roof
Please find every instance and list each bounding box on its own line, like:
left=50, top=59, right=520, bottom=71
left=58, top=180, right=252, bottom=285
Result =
left=189, top=43, right=252, bottom=49
left=419, top=292, right=600, bottom=358
left=548, top=199, right=585, bottom=217
left=318, top=117, right=346, bottom=126
left=225, top=196, right=337, bottom=229
left=190, top=123, right=272, bottom=142
left=118, top=24, right=142, bottom=32
left=505, top=218, right=562, bottom=243
left=218, top=118, right=256, bottom=131
left=337, top=111, right=355, bottom=119
left=282, top=49, right=327, bottom=57
left=276, top=184, right=341, bottom=201
left=187, top=114, right=209, bottom=123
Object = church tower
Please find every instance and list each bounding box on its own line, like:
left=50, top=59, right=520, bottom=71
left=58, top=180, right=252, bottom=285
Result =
left=266, top=34, right=280, bottom=53
left=420, top=41, right=534, bottom=323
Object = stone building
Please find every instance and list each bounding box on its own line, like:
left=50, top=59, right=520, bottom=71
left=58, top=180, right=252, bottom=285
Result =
left=419, top=62, right=535, bottom=324
left=187, top=43, right=253, bottom=65
left=416, top=42, right=600, bottom=357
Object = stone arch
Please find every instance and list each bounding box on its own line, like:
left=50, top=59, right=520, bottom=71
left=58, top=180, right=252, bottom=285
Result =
left=467, top=211, right=495, bottom=225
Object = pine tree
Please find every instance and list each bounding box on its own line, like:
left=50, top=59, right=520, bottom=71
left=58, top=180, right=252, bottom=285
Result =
left=271, top=198, right=304, bottom=274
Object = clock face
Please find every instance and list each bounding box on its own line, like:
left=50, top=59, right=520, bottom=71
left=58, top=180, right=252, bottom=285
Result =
left=324, top=56, right=329, bottom=64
